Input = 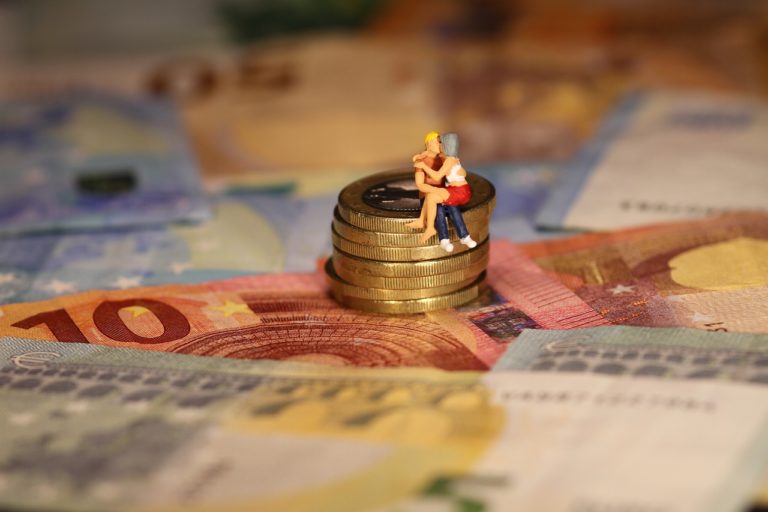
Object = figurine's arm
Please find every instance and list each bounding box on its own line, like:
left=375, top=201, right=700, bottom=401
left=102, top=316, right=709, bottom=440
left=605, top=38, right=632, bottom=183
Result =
left=416, top=156, right=457, bottom=182
left=412, top=150, right=429, bottom=162
left=413, top=171, right=443, bottom=194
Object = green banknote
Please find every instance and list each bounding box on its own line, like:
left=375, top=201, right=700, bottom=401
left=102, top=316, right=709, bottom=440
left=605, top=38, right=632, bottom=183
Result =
left=493, top=325, right=768, bottom=508
left=494, top=326, right=768, bottom=383
left=1, top=337, right=768, bottom=511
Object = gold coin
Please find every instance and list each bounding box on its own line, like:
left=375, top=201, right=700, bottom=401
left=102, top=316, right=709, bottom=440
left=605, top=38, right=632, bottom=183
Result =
left=333, top=256, right=488, bottom=289
left=331, top=238, right=490, bottom=278
left=330, top=274, right=487, bottom=314
left=325, top=259, right=478, bottom=300
left=332, top=226, right=489, bottom=262
left=332, top=207, right=488, bottom=248
left=337, top=169, right=495, bottom=233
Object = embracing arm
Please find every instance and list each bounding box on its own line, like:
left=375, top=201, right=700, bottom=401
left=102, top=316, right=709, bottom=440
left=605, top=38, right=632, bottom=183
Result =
left=413, top=171, right=443, bottom=194
left=416, top=156, right=457, bottom=182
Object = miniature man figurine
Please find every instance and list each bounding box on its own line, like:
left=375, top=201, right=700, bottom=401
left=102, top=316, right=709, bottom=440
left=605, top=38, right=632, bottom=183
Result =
left=407, top=131, right=477, bottom=250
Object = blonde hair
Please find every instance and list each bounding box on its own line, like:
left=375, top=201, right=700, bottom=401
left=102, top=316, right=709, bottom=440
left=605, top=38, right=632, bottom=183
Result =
left=424, top=131, right=440, bottom=145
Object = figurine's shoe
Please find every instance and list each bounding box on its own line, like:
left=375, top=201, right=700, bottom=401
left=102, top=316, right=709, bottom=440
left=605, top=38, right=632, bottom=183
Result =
left=460, top=235, right=477, bottom=248
left=439, top=239, right=454, bottom=253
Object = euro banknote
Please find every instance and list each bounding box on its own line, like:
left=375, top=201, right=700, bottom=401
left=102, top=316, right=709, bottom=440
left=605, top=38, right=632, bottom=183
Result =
left=521, top=213, right=768, bottom=332
left=494, top=325, right=768, bottom=508
left=0, top=191, right=335, bottom=305
left=0, top=92, right=209, bottom=234
left=474, top=164, right=568, bottom=242
left=494, top=325, right=768, bottom=383
left=0, top=240, right=608, bottom=369
left=537, top=91, right=768, bottom=230
left=0, top=337, right=767, bottom=511
left=438, top=40, right=623, bottom=163
left=183, top=35, right=441, bottom=183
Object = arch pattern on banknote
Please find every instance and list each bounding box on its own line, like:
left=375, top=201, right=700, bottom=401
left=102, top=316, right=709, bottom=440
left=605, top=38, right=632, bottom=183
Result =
left=173, top=314, right=488, bottom=370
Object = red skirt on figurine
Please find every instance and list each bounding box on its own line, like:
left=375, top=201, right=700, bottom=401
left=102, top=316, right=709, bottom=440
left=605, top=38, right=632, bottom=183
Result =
left=443, top=184, right=472, bottom=206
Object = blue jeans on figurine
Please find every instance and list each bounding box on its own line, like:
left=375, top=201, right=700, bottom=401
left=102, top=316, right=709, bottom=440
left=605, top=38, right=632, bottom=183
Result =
left=435, top=204, right=477, bottom=253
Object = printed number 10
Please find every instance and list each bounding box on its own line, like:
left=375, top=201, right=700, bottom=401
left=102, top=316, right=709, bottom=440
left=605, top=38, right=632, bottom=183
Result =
left=12, top=299, right=191, bottom=344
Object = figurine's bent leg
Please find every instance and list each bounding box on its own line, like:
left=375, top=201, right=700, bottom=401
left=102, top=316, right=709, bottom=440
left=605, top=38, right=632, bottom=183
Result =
left=407, top=183, right=445, bottom=230
left=405, top=199, right=427, bottom=229
left=445, top=205, right=468, bottom=238
left=446, top=205, right=476, bottom=247
left=435, top=204, right=453, bottom=252
left=419, top=189, right=450, bottom=243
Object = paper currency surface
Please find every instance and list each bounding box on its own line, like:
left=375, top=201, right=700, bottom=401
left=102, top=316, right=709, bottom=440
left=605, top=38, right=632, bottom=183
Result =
left=0, top=191, right=335, bottom=304
left=495, top=325, right=768, bottom=383
left=438, top=40, right=624, bottom=163
left=0, top=240, right=607, bottom=369
left=494, top=325, right=768, bottom=507
left=0, top=92, right=209, bottom=234
left=183, top=35, right=441, bottom=181
left=0, top=337, right=766, bottom=511
left=474, top=164, right=567, bottom=242
left=537, top=91, right=768, bottom=230
left=493, top=326, right=768, bottom=506
left=522, top=213, right=768, bottom=332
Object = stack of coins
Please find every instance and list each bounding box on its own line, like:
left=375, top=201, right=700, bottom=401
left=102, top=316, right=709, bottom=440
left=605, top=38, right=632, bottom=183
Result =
left=326, top=169, right=495, bottom=314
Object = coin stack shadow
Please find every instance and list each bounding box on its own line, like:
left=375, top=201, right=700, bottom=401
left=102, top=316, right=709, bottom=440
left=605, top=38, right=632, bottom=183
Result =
left=325, top=169, right=495, bottom=314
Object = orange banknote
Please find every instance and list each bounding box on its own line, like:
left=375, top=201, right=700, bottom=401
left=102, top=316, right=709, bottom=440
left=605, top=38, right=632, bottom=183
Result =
left=521, top=213, right=768, bottom=332
left=0, top=240, right=607, bottom=370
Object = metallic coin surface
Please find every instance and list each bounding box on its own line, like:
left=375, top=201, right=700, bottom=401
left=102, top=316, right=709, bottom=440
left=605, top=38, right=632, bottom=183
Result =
left=332, top=207, right=487, bottom=248
left=338, top=169, right=495, bottom=233
left=325, top=259, right=478, bottom=300
left=331, top=238, right=490, bottom=278
left=330, top=274, right=487, bottom=314
left=332, top=256, right=488, bottom=289
left=332, top=227, right=489, bottom=262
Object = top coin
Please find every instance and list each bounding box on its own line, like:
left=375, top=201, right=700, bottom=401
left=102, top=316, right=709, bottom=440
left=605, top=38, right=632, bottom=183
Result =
left=337, top=169, right=496, bottom=233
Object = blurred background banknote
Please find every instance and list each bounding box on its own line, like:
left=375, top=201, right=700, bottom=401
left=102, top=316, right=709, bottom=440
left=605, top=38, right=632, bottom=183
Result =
left=4, top=2, right=766, bottom=188
left=0, top=92, right=210, bottom=234
left=537, top=90, right=768, bottom=230
left=0, top=337, right=767, bottom=511
left=0, top=190, right=334, bottom=304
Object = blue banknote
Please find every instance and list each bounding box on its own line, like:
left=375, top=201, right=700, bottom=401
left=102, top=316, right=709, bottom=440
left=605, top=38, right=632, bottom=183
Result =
left=536, top=91, right=768, bottom=230
left=0, top=92, right=209, bottom=234
left=474, top=163, right=567, bottom=242
left=0, top=190, right=335, bottom=304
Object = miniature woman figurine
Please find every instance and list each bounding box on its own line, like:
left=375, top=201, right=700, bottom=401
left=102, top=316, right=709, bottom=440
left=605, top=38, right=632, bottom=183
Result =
left=407, top=131, right=477, bottom=248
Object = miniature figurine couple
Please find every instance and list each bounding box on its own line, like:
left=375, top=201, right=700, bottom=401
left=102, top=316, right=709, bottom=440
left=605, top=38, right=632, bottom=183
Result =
left=406, top=131, right=477, bottom=252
